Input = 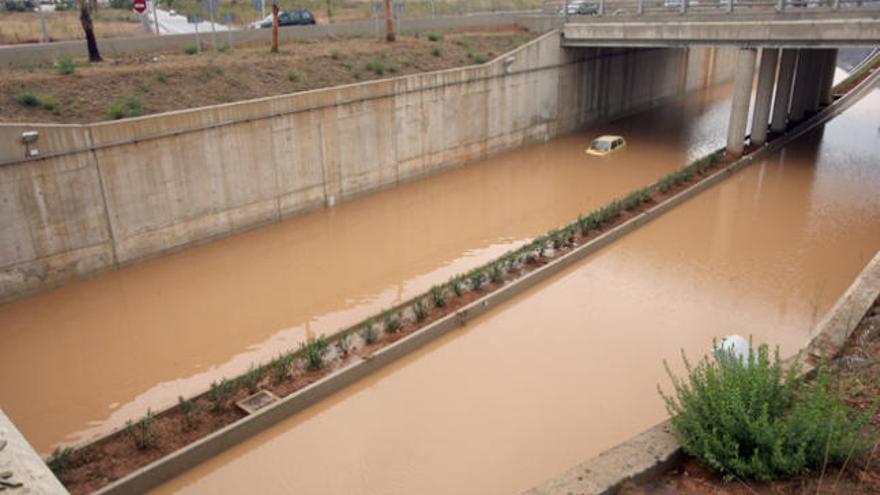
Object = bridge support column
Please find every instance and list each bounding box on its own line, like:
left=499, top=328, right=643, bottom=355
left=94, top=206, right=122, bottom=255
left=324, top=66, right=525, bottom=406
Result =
left=770, top=49, right=797, bottom=134
left=750, top=48, right=778, bottom=147
left=789, top=49, right=812, bottom=124
left=726, top=47, right=757, bottom=157
left=819, top=48, right=839, bottom=106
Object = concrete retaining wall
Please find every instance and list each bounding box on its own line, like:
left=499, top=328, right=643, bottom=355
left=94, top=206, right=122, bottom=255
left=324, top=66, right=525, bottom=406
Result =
left=0, top=34, right=736, bottom=303
left=0, top=13, right=526, bottom=67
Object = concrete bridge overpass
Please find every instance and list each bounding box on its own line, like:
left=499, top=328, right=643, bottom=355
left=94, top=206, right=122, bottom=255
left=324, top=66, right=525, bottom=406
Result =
left=560, top=5, right=880, bottom=155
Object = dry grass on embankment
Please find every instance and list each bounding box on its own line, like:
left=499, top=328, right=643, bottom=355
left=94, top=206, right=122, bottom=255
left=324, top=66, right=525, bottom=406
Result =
left=0, top=9, right=144, bottom=44
left=0, top=26, right=534, bottom=123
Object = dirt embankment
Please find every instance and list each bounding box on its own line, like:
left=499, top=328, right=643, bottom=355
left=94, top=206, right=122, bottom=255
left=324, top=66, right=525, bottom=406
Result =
left=0, top=27, right=534, bottom=123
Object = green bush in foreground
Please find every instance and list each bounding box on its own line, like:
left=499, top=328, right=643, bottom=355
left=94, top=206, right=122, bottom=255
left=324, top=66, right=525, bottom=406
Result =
left=660, top=342, right=876, bottom=482
left=56, top=55, right=75, bottom=75
left=105, top=95, right=144, bottom=120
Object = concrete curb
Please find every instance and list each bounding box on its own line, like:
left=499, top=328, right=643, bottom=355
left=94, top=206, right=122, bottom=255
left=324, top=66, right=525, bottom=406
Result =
left=521, top=67, right=880, bottom=495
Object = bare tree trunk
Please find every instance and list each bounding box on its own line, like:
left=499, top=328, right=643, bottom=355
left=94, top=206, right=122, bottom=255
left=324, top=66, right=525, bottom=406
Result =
left=271, top=1, right=279, bottom=53
left=79, top=0, right=102, bottom=62
left=325, top=0, right=332, bottom=22
left=384, top=0, right=394, bottom=42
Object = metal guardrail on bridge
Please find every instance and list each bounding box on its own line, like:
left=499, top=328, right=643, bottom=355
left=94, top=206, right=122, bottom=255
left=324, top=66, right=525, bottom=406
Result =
left=544, top=0, right=880, bottom=18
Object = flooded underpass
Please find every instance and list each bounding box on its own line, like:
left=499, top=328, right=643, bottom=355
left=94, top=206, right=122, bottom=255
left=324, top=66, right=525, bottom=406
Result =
left=0, top=82, right=734, bottom=453
left=151, top=84, right=880, bottom=494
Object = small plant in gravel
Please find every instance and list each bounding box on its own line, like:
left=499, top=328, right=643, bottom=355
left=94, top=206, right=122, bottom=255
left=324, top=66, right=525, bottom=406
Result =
left=470, top=271, right=485, bottom=291
left=351, top=68, right=362, bottom=80
left=336, top=333, right=352, bottom=356
left=14, top=92, right=38, bottom=107
left=271, top=352, right=294, bottom=383
left=430, top=285, right=446, bottom=308
left=287, top=69, right=303, bottom=82
left=155, top=71, right=168, bottom=83
left=660, top=342, right=878, bottom=482
left=413, top=298, right=428, bottom=322
left=178, top=396, right=199, bottom=431
left=451, top=276, right=465, bottom=297
left=300, top=335, right=330, bottom=371
left=105, top=95, right=144, bottom=120
left=56, top=55, right=75, bottom=75
left=46, top=447, right=74, bottom=478
left=383, top=310, right=401, bottom=333
left=330, top=49, right=341, bottom=60
left=432, top=46, right=443, bottom=57
left=125, top=409, right=157, bottom=450
left=240, top=364, right=265, bottom=393
left=208, top=378, right=235, bottom=411
left=360, top=318, right=379, bottom=344
left=467, top=51, right=488, bottom=64
left=184, top=44, right=198, bottom=55
left=426, top=31, right=443, bottom=42
left=366, top=59, right=385, bottom=75
left=217, top=43, right=230, bottom=53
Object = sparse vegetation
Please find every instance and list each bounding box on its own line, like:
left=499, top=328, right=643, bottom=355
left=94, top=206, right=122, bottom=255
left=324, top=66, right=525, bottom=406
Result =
left=287, top=69, right=303, bottom=82
left=427, top=31, right=443, bottom=42
left=208, top=378, right=235, bottom=411
left=430, top=285, right=446, bottom=308
left=467, top=51, right=487, bottom=64
left=240, top=364, right=265, bottom=393
left=56, top=55, right=75, bottom=75
left=217, top=43, right=230, bottom=53
left=105, top=95, right=143, bottom=120
left=432, top=46, right=443, bottom=57
left=451, top=276, right=465, bottom=297
left=366, top=58, right=385, bottom=75
left=470, top=271, right=485, bottom=291
left=125, top=409, right=157, bottom=450
left=14, top=91, right=37, bottom=106
left=660, top=342, right=877, bottom=482
left=383, top=310, right=401, bottom=333
left=330, top=49, right=341, bottom=60
left=178, top=396, right=199, bottom=431
left=336, top=333, right=352, bottom=356
left=490, top=263, right=503, bottom=284
left=413, top=298, right=428, bottom=322
left=271, top=352, right=294, bottom=383
left=46, top=447, right=74, bottom=478
left=184, top=44, right=198, bottom=55
left=299, top=335, right=330, bottom=371
left=360, top=318, right=379, bottom=343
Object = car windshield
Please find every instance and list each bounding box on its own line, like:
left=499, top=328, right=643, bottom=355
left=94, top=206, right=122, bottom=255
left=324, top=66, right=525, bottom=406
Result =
left=591, top=140, right=611, bottom=151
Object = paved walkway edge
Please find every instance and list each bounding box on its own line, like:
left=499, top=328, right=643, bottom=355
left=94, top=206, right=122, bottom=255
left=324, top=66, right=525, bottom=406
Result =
left=521, top=68, right=880, bottom=495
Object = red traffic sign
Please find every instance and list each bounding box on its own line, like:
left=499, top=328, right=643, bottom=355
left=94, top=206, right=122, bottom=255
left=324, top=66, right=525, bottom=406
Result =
left=133, top=0, right=147, bottom=13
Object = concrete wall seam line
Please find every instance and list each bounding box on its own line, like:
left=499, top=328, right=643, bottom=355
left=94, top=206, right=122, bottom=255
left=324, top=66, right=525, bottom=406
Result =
left=90, top=139, right=774, bottom=495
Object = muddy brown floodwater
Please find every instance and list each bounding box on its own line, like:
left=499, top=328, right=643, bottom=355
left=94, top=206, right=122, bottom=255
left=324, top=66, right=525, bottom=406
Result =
left=0, top=81, right=737, bottom=455
left=151, top=84, right=880, bottom=495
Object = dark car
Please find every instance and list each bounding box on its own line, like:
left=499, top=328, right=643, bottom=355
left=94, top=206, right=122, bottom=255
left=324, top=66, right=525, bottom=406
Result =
left=258, top=9, right=315, bottom=28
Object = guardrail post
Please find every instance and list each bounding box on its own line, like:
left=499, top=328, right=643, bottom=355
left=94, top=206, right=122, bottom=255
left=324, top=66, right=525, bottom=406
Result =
left=776, top=0, right=785, bottom=12
left=638, top=0, right=644, bottom=15
left=564, top=0, right=569, bottom=19
left=599, top=0, right=605, bottom=16
left=726, top=0, right=733, bottom=14
left=680, top=0, right=687, bottom=14
left=832, top=0, right=840, bottom=10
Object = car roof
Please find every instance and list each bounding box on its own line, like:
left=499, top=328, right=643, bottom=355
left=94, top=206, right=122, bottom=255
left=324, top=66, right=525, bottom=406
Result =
left=593, top=135, right=624, bottom=143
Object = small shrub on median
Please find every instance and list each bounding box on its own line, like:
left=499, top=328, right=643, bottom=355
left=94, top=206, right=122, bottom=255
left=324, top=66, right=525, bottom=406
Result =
left=622, top=187, right=651, bottom=211
left=46, top=447, right=74, bottom=478
left=125, top=409, right=157, bottom=450
left=451, top=276, right=465, bottom=297
left=360, top=318, right=379, bottom=344
left=383, top=311, right=401, bottom=333
left=178, top=396, right=199, bottom=431
left=14, top=92, right=38, bottom=106
left=660, top=342, right=877, bottom=482
left=271, top=352, right=294, bottom=382
left=430, top=285, right=446, bottom=308
left=300, top=335, right=330, bottom=371
left=208, top=378, right=235, bottom=411
left=426, top=31, right=443, bottom=42
left=336, top=333, right=352, bottom=356
left=413, top=298, right=428, bottom=322
left=470, top=271, right=485, bottom=291
left=432, top=46, right=443, bottom=57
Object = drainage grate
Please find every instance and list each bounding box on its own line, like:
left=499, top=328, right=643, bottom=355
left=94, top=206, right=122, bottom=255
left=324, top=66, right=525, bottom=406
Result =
left=235, top=389, right=280, bottom=415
